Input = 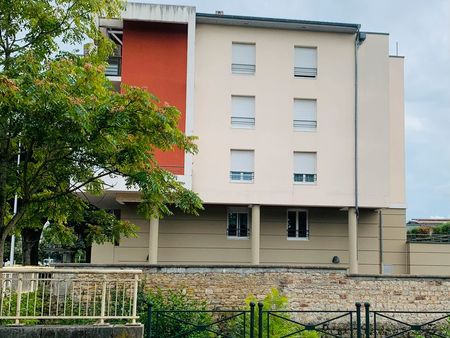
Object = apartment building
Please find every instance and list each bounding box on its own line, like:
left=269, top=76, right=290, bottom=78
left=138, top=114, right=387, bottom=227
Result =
left=91, top=2, right=406, bottom=275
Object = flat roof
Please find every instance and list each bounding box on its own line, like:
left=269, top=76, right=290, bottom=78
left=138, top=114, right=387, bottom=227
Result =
left=196, top=13, right=360, bottom=34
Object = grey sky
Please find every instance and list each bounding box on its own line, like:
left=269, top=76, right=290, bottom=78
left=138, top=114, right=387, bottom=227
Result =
left=126, top=1, right=450, bottom=219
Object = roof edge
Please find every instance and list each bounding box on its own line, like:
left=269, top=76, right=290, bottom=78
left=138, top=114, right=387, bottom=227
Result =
left=196, top=13, right=360, bottom=34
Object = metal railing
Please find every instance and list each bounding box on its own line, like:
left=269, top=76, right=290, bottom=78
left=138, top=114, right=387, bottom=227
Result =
left=0, top=267, right=141, bottom=325
left=232, top=63, right=256, bottom=74
left=231, top=116, right=256, bottom=127
left=294, top=67, right=317, bottom=77
left=293, top=119, right=317, bottom=130
left=294, top=173, right=317, bottom=183
left=407, top=233, right=450, bottom=243
left=230, top=171, right=254, bottom=182
left=106, top=56, right=122, bottom=76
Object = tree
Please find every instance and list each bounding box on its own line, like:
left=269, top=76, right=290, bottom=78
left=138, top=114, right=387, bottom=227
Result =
left=0, top=0, right=203, bottom=264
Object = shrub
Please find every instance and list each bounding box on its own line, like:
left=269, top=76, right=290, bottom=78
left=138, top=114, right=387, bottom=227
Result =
left=140, top=288, right=216, bottom=338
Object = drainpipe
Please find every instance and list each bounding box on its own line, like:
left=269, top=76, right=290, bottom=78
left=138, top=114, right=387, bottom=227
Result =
left=378, top=209, right=384, bottom=274
left=354, top=29, right=365, bottom=218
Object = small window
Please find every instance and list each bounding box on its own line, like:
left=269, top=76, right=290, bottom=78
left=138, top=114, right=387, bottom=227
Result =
left=231, top=96, right=255, bottom=128
left=294, top=152, right=317, bottom=183
left=227, top=208, right=249, bottom=238
left=230, top=150, right=254, bottom=182
left=294, top=47, right=317, bottom=78
left=294, top=99, right=317, bottom=131
left=232, top=43, right=256, bottom=74
left=287, top=209, right=309, bottom=239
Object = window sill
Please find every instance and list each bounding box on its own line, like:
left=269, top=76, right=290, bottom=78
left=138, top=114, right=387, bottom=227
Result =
left=231, top=125, right=255, bottom=130
left=294, top=128, right=316, bottom=132
left=227, top=236, right=250, bottom=240
left=230, top=180, right=254, bottom=184
left=287, top=237, right=309, bottom=241
left=294, top=182, right=317, bottom=185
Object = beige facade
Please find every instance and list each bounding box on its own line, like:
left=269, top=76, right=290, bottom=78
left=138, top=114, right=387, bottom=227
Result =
left=90, top=3, right=419, bottom=275
left=92, top=204, right=408, bottom=275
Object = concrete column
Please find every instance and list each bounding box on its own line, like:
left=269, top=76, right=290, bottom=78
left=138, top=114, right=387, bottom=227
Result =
left=148, top=217, right=159, bottom=264
left=348, top=208, right=358, bottom=274
left=251, top=205, right=260, bottom=265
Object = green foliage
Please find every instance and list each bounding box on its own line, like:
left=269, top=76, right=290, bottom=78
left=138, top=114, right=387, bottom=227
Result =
left=408, top=226, right=433, bottom=235
left=432, top=222, right=450, bottom=235
left=140, top=288, right=216, bottom=338
left=0, top=0, right=203, bottom=262
left=230, top=288, right=321, bottom=338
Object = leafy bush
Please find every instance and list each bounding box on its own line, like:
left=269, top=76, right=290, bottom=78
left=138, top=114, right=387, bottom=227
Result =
left=140, top=288, right=216, bottom=338
left=229, top=288, right=320, bottom=338
left=409, top=226, right=432, bottom=235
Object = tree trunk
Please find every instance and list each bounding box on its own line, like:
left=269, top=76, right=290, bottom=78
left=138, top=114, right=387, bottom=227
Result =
left=21, top=227, right=43, bottom=266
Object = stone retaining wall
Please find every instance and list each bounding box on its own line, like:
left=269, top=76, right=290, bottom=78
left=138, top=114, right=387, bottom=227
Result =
left=58, top=264, right=450, bottom=311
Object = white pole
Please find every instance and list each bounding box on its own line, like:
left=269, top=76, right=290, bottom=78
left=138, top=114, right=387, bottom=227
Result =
left=9, top=143, right=21, bottom=266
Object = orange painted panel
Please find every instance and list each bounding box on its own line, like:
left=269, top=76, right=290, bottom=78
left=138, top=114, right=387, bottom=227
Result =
left=122, top=21, right=187, bottom=175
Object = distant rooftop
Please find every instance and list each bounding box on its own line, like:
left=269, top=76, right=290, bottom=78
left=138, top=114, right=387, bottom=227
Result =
left=196, top=13, right=360, bottom=34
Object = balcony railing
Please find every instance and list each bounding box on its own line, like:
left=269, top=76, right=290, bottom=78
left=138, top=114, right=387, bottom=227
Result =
left=0, top=267, right=141, bottom=325
left=105, top=56, right=122, bottom=77
left=230, top=171, right=254, bottom=182
left=293, top=119, right=317, bottom=130
left=231, top=63, right=256, bottom=74
left=294, top=173, right=317, bottom=183
left=231, top=116, right=255, bottom=128
left=407, top=234, right=450, bottom=243
left=294, top=66, right=317, bottom=77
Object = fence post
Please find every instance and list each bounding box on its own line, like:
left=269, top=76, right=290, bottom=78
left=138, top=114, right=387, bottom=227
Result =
left=99, top=275, right=107, bottom=325
left=258, top=302, right=263, bottom=338
left=147, top=302, right=153, bottom=338
left=131, top=273, right=139, bottom=324
left=364, top=303, right=370, bottom=338
left=355, top=302, right=362, bottom=338
left=15, top=273, right=23, bottom=325
left=250, top=302, right=255, bottom=338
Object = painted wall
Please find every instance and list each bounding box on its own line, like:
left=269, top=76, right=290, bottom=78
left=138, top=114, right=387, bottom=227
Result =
left=408, top=243, right=450, bottom=275
left=91, top=204, right=407, bottom=274
left=122, top=20, right=188, bottom=175
left=192, top=25, right=405, bottom=209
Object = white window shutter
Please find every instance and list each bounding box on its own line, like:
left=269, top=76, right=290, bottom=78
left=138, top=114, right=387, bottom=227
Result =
left=232, top=43, right=255, bottom=65
left=231, top=150, right=254, bottom=172
left=294, top=47, right=317, bottom=69
left=232, top=96, right=255, bottom=118
left=294, top=152, right=316, bottom=174
left=294, top=99, right=316, bottom=121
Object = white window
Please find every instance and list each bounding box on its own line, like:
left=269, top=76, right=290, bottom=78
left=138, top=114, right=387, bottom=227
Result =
left=287, top=209, right=309, bottom=239
left=294, top=47, right=317, bottom=77
left=227, top=207, right=249, bottom=238
left=230, top=150, right=254, bottom=182
left=294, top=99, right=317, bottom=131
left=294, top=152, right=317, bottom=183
left=231, top=96, right=255, bottom=128
left=232, top=43, right=256, bottom=74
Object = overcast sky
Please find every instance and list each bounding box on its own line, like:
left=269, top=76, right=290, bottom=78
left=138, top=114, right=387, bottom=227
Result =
left=131, top=1, right=450, bottom=219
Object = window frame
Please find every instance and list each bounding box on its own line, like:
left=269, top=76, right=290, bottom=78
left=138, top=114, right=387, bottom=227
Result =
left=293, top=152, right=317, bottom=185
left=231, top=95, right=256, bottom=129
left=230, top=149, right=255, bottom=183
left=232, top=42, right=256, bottom=75
left=294, top=46, right=318, bottom=78
left=227, top=207, right=250, bottom=239
left=293, top=98, right=317, bottom=132
left=286, top=209, right=309, bottom=240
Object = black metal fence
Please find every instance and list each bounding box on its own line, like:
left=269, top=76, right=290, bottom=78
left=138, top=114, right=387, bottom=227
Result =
left=147, top=302, right=450, bottom=338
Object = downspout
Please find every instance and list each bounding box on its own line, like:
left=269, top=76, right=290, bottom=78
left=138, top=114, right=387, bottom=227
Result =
left=354, top=28, right=365, bottom=218
left=378, top=209, right=384, bottom=274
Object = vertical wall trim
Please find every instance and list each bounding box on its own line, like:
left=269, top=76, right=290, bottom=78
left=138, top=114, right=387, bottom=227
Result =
left=183, top=8, right=196, bottom=190
left=251, top=205, right=261, bottom=265
left=378, top=209, right=384, bottom=274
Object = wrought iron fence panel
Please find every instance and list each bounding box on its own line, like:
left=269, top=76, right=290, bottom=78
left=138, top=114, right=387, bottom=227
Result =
left=370, top=310, right=450, bottom=338
left=263, top=309, right=357, bottom=338
left=148, top=303, right=255, bottom=338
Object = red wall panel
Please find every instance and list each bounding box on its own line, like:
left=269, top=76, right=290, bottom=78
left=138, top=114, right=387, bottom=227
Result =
left=122, top=21, right=187, bottom=175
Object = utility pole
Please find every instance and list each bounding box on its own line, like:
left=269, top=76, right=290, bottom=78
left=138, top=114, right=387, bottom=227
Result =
left=9, top=143, right=20, bottom=266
